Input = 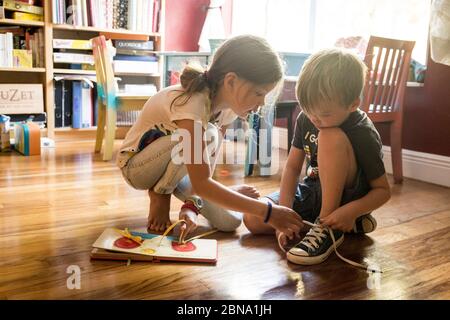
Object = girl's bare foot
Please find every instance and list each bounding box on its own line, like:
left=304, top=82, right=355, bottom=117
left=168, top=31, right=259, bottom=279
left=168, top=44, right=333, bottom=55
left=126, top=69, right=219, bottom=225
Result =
left=230, top=184, right=260, bottom=199
left=147, top=190, right=172, bottom=233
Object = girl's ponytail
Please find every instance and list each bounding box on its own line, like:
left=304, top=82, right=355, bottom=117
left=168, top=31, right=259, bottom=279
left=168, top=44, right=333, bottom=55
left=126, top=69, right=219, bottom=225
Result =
left=171, top=63, right=210, bottom=108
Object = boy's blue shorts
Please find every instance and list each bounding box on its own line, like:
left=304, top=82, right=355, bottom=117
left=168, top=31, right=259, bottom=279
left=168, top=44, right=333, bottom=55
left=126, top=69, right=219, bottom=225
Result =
left=265, top=169, right=370, bottom=223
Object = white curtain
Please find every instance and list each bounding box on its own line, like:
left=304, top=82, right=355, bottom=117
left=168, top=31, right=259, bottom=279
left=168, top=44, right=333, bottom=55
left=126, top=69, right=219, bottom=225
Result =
left=198, top=0, right=226, bottom=52
left=430, top=0, right=450, bottom=66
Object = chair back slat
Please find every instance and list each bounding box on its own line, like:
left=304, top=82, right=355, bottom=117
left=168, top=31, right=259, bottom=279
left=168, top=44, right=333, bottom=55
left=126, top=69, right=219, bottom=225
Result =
left=361, top=36, right=415, bottom=117
left=91, top=35, right=118, bottom=109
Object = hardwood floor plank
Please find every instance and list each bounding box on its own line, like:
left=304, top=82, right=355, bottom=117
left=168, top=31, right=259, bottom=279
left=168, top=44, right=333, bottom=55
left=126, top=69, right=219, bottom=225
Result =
left=1, top=139, right=449, bottom=299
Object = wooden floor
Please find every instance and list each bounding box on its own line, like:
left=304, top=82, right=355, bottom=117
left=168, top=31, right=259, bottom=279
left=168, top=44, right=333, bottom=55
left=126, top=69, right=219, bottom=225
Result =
left=1, top=137, right=449, bottom=300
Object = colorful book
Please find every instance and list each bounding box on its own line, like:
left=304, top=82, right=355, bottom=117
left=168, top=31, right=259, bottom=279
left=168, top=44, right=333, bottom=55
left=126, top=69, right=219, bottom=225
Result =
left=53, top=39, right=92, bottom=50
left=12, top=11, right=43, bottom=21
left=13, top=49, right=32, bottom=68
left=91, top=228, right=218, bottom=264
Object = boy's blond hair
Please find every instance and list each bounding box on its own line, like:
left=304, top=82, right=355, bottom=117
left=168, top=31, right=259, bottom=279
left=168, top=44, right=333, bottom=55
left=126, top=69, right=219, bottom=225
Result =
left=296, top=48, right=367, bottom=113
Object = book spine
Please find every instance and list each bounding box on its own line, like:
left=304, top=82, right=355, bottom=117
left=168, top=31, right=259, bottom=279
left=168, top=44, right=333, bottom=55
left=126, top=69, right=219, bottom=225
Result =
left=72, top=81, right=82, bottom=128
left=115, top=40, right=154, bottom=50
left=54, top=80, right=63, bottom=128
left=81, top=81, right=92, bottom=128
left=63, top=80, right=73, bottom=127
left=53, top=52, right=94, bottom=64
left=53, top=38, right=92, bottom=49
left=6, top=32, right=13, bottom=67
left=12, top=11, right=44, bottom=21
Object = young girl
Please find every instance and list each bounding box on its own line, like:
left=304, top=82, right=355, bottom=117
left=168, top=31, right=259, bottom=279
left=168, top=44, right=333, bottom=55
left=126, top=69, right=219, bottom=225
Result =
left=117, top=35, right=304, bottom=240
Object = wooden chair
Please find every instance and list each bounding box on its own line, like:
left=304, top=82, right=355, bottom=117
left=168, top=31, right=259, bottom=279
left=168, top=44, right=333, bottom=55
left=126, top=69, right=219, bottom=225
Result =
left=91, top=35, right=151, bottom=161
left=361, top=36, right=415, bottom=184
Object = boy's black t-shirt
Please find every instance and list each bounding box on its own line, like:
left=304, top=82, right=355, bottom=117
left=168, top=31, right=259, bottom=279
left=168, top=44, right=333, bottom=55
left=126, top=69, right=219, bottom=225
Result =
left=291, top=109, right=386, bottom=186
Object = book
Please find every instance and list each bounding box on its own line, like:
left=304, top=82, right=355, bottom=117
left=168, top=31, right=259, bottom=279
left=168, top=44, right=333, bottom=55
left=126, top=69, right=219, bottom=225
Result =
left=53, top=52, right=94, bottom=64
left=54, top=80, right=63, bottom=127
left=114, top=40, right=154, bottom=51
left=3, top=0, right=44, bottom=15
left=115, top=48, right=155, bottom=56
left=62, top=80, right=73, bottom=127
left=13, top=49, right=32, bottom=67
left=113, top=60, right=158, bottom=74
left=12, top=11, right=43, bottom=21
left=113, top=54, right=156, bottom=62
left=53, top=38, right=92, bottom=50
left=91, top=228, right=218, bottom=264
left=81, top=81, right=92, bottom=128
left=71, top=81, right=82, bottom=128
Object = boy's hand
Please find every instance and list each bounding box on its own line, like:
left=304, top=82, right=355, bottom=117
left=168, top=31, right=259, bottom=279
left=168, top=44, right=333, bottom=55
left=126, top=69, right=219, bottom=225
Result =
left=320, top=208, right=356, bottom=232
left=179, top=208, right=198, bottom=241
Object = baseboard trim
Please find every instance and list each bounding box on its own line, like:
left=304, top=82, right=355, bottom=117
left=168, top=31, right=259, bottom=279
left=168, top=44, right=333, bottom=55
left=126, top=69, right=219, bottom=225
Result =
left=382, top=146, right=450, bottom=187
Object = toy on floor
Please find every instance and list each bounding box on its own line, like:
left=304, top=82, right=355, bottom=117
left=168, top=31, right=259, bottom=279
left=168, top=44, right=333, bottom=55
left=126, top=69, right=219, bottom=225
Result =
left=91, top=220, right=218, bottom=264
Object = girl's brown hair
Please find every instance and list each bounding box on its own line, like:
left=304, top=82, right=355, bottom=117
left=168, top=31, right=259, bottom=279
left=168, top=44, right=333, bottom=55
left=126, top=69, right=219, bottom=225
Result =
left=171, top=35, right=284, bottom=111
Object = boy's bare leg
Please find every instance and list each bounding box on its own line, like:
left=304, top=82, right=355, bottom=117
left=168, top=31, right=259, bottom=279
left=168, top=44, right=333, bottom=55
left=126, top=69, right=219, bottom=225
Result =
left=317, top=128, right=357, bottom=219
left=147, top=189, right=172, bottom=232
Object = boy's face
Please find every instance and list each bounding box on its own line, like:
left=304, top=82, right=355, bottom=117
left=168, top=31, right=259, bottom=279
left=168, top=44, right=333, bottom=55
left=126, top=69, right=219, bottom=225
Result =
left=304, top=99, right=360, bottom=129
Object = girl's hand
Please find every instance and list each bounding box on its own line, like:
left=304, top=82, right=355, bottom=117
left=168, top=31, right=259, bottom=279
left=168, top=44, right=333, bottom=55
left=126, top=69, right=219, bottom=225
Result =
left=320, top=209, right=356, bottom=232
left=267, top=203, right=304, bottom=240
left=179, top=208, right=198, bottom=241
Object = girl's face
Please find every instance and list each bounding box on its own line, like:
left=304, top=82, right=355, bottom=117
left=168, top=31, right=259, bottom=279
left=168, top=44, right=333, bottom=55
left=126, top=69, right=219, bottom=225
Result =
left=223, top=74, right=278, bottom=117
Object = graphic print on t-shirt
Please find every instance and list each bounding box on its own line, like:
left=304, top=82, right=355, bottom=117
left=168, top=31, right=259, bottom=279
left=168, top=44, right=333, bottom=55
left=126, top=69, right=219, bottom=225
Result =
left=303, top=131, right=319, bottom=179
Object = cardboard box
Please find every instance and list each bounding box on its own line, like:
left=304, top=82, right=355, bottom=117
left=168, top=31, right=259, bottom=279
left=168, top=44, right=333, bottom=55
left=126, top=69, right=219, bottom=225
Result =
left=0, top=84, right=44, bottom=114
left=14, top=121, right=40, bottom=156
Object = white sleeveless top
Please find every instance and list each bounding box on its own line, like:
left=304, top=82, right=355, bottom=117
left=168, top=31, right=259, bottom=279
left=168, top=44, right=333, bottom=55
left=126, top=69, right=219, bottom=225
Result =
left=116, top=84, right=237, bottom=168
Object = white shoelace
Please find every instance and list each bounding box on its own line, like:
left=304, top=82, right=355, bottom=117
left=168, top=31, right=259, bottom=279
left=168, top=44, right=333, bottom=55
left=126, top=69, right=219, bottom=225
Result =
left=278, top=220, right=382, bottom=273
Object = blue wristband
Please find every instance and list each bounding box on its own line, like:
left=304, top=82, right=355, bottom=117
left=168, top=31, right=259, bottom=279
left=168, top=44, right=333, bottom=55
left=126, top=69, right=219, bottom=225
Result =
left=263, top=201, right=273, bottom=223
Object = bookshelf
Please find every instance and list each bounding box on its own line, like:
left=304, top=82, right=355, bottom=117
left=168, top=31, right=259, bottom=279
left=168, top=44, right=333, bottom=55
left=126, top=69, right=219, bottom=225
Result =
left=0, top=18, right=44, bottom=27
left=0, top=0, right=165, bottom=139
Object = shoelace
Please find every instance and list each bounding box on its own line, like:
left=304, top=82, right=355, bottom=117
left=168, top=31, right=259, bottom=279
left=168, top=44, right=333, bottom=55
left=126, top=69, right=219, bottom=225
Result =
left=158, top=219, right=218, bottom=246
left=114, top=220, right=218, bottom=247
left=278, top=220, right=382, bottom=273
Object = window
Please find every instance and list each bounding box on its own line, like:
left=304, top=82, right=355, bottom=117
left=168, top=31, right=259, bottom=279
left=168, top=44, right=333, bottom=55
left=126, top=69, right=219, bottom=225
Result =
left=232, top=0, right=431, bottom=65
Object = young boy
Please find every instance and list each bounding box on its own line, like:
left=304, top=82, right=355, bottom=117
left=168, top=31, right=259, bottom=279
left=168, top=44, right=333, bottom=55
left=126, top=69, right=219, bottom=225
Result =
left=243, top=48, right=391, bottom=265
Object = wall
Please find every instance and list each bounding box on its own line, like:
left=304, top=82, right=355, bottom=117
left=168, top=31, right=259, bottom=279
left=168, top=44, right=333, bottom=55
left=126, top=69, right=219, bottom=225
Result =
left=164, top=1, right=450, bottom=157
left=164, top=0, right=233, bottom=51
left=377, top=57, right=450, bottom=157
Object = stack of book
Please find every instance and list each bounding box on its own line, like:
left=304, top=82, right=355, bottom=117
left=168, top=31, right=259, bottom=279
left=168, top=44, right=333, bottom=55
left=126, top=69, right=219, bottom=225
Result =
left=0, top=26, right=44, bottom=67
left=1, top=0, right=44, bottom=22
left=113, top=39, right=158, bottom=75
left=52, top=0, right=161, bottom=33
left=53, top=38, right=94, bottom=69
